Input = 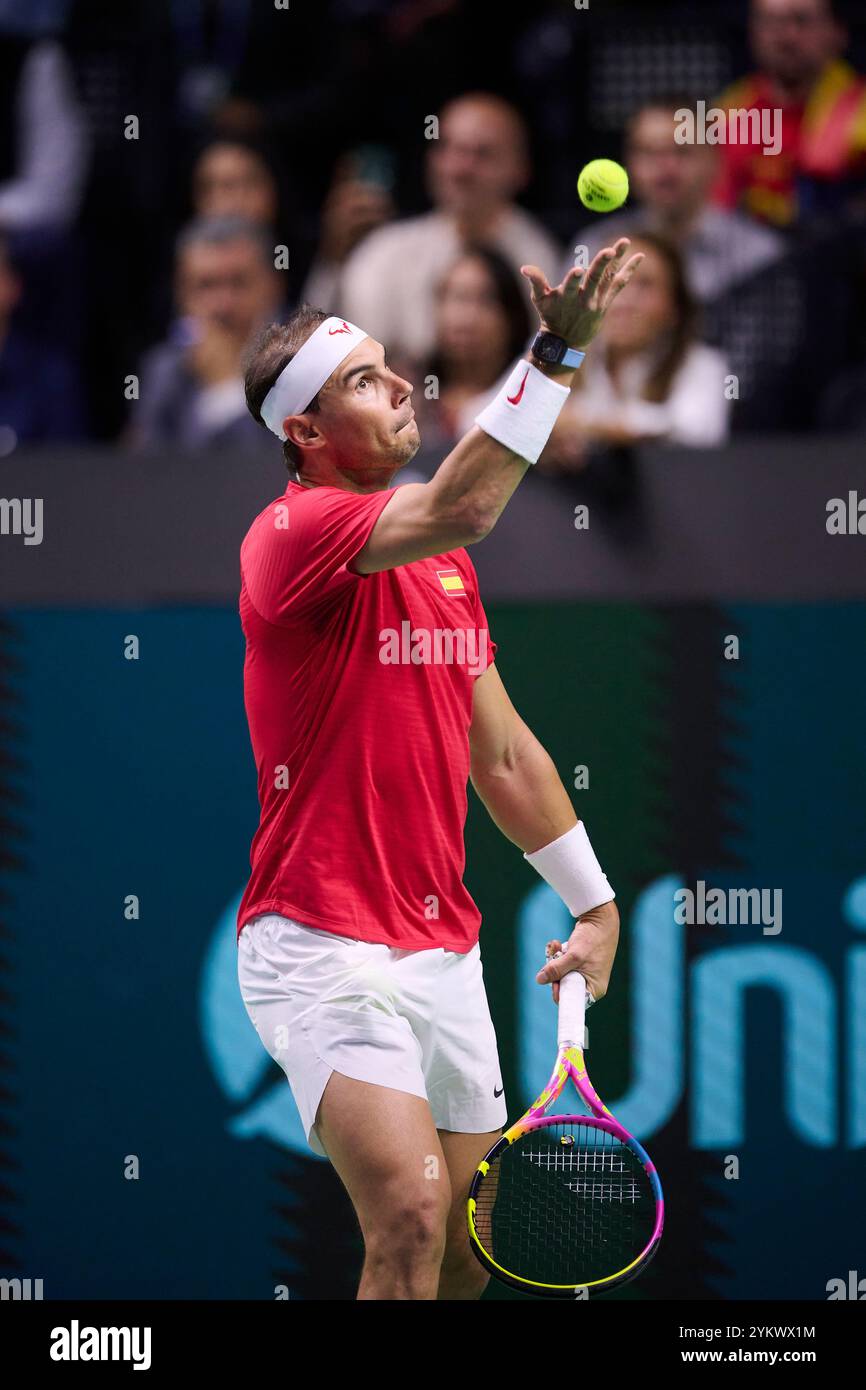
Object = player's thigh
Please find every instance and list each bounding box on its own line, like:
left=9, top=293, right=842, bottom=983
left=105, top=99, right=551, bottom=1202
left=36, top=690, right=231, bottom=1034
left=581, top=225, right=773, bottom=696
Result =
left=317, top=1073, right=453, bottom=1240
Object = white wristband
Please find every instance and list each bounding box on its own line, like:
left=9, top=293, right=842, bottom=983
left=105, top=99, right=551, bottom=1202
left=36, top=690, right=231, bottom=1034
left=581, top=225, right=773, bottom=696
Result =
left=474, top=359, right=570, bottom=464
left=524, top=822, right=615, bottom=920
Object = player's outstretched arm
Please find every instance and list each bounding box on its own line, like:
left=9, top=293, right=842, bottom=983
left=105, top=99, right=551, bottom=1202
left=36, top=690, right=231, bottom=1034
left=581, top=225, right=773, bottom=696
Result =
left=351, top=239, right=644, bottom=575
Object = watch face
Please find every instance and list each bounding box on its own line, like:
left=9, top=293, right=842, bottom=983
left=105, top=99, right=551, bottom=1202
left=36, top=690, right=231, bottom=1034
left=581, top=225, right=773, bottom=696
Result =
left=535, top=333, right=561, bottom=363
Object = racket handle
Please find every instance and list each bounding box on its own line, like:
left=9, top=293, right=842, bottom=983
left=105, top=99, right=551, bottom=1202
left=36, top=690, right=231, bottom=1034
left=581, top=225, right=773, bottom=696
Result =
left=557, top=970, right=588, bottom=1049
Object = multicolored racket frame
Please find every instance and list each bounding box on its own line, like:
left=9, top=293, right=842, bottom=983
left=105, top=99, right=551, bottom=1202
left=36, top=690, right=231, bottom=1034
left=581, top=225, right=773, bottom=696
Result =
left=467, top=971, right=664, bottom=1298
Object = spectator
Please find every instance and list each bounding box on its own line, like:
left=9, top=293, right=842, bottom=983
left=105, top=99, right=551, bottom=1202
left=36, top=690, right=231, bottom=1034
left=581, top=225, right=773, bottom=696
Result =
left=541, top=232, right=730, bottom=473
left=713, top=0, right=866, bottom=227
left=129, top=217, right=284, bottom=452
left=408, top=245, right=532, bottom=461
left=0, top=37, right=88, bottom=233
left=0, top=233, right=84, bottom=446
left=301, top=147, right=395, bottom=313
left=0, top=29, right=90, bottom=367
left=191, top=138, right=280, bottom=227
left=563, top=97, right=785, bottom=304
left=339, top=92, right=562, bottom=359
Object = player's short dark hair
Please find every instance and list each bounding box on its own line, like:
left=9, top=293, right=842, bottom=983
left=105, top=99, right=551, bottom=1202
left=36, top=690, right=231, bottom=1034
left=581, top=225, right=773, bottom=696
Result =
left=243, top=305, right=329, bottom=476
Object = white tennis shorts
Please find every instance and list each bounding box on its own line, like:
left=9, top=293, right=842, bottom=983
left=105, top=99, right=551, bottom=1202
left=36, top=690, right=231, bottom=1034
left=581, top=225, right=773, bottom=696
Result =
left=237, top=913, right=508, bottom=1158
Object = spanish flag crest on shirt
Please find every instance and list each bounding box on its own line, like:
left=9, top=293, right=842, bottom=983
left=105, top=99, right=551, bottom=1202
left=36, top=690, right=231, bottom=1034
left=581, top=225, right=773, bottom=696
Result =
left=436, top=568, right=466, bottom=596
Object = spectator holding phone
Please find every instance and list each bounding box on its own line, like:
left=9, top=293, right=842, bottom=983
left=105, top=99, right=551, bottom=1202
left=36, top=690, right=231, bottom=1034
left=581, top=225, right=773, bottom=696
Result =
left=301, top=146, right=396, bottom=312
left=337, top=93, right=562, bottom=360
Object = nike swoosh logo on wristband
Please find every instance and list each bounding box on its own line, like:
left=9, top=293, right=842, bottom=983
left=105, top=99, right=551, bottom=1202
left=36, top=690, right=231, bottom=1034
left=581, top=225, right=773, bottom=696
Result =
left=506, top=369, right=529, bottom=405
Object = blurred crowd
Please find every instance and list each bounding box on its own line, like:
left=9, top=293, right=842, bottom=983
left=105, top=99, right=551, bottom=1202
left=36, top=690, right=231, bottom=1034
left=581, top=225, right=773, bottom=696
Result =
left=1, top=0, right=866, bottom=474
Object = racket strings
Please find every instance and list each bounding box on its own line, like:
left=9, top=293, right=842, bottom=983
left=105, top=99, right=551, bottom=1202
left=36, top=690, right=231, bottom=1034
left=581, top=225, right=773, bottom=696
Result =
left=473, top=1120, right=656, bottom=1287
left=520, top=1142, right=641, bottom=1201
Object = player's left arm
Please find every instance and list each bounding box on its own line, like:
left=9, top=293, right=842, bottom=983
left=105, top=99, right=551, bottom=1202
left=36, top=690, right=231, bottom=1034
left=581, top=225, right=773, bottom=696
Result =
left=468, top=663, right=620, bottom=1002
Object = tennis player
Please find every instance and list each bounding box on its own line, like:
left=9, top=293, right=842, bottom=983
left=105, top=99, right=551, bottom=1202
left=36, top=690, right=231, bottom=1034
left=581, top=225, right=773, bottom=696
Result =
left=236, top=238, right=643, bottom=1300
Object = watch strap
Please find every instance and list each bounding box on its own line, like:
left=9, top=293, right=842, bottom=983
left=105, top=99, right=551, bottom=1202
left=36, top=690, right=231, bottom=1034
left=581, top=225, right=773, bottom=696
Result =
left=563, top=346, right=586, bottom=368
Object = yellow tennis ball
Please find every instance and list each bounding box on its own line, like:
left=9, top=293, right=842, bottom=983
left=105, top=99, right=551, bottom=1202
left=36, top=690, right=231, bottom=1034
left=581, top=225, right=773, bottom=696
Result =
left=577, top=159, right=629, bottom=213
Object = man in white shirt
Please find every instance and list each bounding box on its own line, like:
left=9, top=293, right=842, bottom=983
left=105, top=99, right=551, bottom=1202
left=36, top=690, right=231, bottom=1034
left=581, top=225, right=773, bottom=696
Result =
left=329, top=93, right=562, bottom=361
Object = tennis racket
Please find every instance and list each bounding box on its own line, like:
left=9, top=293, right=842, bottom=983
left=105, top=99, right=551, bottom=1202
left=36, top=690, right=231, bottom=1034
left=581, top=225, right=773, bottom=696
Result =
left=467, top=969, right=663, bottom=1298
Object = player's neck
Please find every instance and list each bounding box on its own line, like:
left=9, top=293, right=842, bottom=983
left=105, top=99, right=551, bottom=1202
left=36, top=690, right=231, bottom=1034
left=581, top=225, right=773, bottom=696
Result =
left=295, top=467, right=398, bottom=494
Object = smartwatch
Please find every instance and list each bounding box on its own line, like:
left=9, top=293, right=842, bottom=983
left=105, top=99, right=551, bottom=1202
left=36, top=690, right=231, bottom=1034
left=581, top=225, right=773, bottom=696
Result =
left=530, top=331, right=586, bottom=370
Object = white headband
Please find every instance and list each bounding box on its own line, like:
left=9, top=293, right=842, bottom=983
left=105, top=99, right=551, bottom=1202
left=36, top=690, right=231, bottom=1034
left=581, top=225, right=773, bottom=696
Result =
left=260, top=316, right=368, bottom=439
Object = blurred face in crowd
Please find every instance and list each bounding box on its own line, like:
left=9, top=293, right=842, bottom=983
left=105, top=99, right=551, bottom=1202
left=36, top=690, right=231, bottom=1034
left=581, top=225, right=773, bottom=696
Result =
left=627, top=107, right=718, bottom=220
left=288, top=338, right=419, bottom=483
left=176, top=235, right=279, bottom=339
left=436, top=254, right=513, bottom=379
left=193, top=143, right=278, bottom=225
left=600, top=242, right=679, bottom=355
left=750, top=0, right=844, bottom=90
left=427, top=96, right=528, bottom=220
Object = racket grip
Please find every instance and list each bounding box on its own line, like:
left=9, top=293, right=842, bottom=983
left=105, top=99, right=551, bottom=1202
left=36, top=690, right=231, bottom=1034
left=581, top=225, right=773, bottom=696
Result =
left=557, top=970, right=588, bottom=1050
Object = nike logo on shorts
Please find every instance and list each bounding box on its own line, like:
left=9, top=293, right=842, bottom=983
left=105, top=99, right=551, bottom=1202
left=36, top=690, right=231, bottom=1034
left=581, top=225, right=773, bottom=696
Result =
left=494, top=1084, right=504, bottom=1098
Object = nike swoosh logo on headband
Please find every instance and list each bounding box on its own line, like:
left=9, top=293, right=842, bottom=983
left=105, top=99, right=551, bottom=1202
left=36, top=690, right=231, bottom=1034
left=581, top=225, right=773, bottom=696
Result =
left=507, top=368, right=529, bottom=405
left=328, top=321, right=352, bottom=335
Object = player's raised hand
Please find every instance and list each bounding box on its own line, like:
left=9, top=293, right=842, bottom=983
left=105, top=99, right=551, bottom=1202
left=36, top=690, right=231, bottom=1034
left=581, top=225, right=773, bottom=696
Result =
left=521, top=238, right=644, bottom=351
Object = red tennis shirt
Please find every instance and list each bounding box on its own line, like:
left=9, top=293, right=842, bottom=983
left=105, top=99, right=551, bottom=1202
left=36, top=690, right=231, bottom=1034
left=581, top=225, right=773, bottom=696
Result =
left=237, top=480, right=497, bottom=952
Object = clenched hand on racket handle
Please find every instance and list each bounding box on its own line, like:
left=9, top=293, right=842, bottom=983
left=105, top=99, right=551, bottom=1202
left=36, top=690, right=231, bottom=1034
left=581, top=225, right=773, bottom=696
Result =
left=536, top=898, right=620, bottom=1006
left=521, top=238, right=644, bottom=350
